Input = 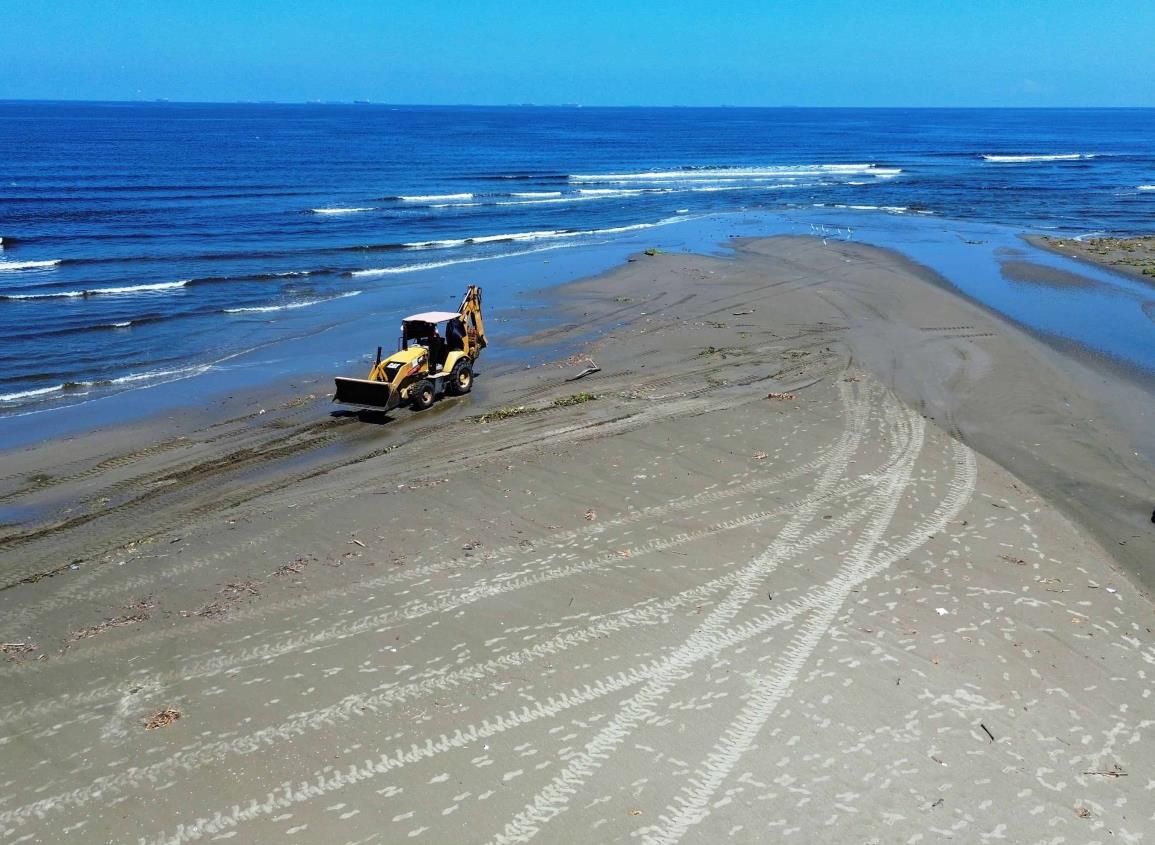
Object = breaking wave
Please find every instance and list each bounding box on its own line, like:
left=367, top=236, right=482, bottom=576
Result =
left=577, top=188, right=655, bottom=196
left=350, top=243, right=581, bottom=278
left=982, top=154, right=1096, bottom=163
left=0, top=259, right=62, bottom=271
left=400, top=218, right=683, bottom=251
left=223, top=290, right=361, bottom=314
left=404, top=230, right=577, bottom=250
left=0, top=280, right=189, bottom=300
left=0, top=364, right=213, bottom=403
left=0, top=384, right=72, bottom=402
left=396, top=193, right=474, bottom=202
left=312, top=207, right=376, bottom=214
left=569, top=164, right=901, bottom=183
left=350, top=218, right=686, bottom=277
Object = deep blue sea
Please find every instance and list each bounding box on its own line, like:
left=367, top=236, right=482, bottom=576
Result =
left=1, top=103, right=1154, bottom=425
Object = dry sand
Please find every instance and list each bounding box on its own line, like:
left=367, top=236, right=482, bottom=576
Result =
left=1, top=236, right=1153, bottom=844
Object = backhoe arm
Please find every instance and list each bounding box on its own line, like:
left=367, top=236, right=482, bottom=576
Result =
left=459, top=285, right=487, bottom=351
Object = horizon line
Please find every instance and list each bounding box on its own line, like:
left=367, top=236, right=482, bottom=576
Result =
left=1, top=98, right=1154, bottom=110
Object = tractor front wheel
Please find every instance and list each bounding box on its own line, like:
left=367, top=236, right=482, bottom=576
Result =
left=446, top=359, right=473, bottom=396
left=410, top=380, right=436, bottom=411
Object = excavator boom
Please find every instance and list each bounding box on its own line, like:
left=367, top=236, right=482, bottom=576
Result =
left=459, top=284, right=487, bottom=353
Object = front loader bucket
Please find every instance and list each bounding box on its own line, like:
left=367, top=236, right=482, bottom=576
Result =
left=333, top=377, right=396, bottom=411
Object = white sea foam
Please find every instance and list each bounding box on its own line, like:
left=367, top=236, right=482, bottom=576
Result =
left=577, top=188, right=655, bottom=196
left=403, top=218, right=681, bottom=252
left=87, top=280, right=189, bottom=295
left=0, top=259, right=62, bottom=271
left=311, top=207, right=376, bottom=215
left=1138, top=185, right=1155, bottom=191
left=490, top=193, right=638, bottom=207
left=982, top=153, right=1095, bottom=163
left=108, top=368, right=198, bottom=385
left=224, top=290, right=361, bottom=314
left=688, top=185, right=768, bottom=192
left=352, top=218, right=685, bottom=277
left=0, top=385, right=69, bottom=402
left=0, top=364, right=207, bottom=403
left=596, top=220, right=685, bottom=235
left=398, top=193, right=474, bottom=202
left=0, top=358, right=259, bottom=409
left=430, top=183, right=794, bottom=211
left=829, top=204, right=911, bottom=214
left=497, top=184, right=786, bottom=206
left=350, top=243, right=581, bottom=278
left=2, top=280, right=189, bottom=300
left=569, top=164, right=901, bottom=182
left=111, top=321, right=132, bottom=328
left=405, top=230, right=575, bottom=249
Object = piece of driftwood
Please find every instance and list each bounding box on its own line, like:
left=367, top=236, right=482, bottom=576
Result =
left=566, top=365, right=601, bottom=382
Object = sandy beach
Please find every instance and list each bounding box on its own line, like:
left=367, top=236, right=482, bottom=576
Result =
left=1, top=235, right=1153, bottom=843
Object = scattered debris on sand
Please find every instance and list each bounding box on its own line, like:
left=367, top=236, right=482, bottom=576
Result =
left=144, top=708, right=181, bottom=731
left=273, top=557, right=310, bottom=577
left=71, top=613, right=149, bottom=641
left=566, top=364, right=601, bottom=382
left=1083, top=764, right=1127, bottom=778
left=1, top=642, right=36, bottom=659
left=552, top=392, right=598, bottom=407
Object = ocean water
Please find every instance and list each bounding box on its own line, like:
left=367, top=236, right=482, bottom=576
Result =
left=1, top=103, right=1154, bottom=420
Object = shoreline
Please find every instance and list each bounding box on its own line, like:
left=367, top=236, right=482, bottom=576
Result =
left=6, top=209, right=1155, bottom=447
left=2, top=229, right=1154, bottom=594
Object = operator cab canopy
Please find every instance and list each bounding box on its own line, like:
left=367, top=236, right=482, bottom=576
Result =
left=403, top=311, right=461, bottom=326
left=400, top=311, right=466, bottom=364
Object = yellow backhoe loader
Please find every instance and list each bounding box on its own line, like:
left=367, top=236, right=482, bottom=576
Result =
left=333, top=285, right=487, bottom=412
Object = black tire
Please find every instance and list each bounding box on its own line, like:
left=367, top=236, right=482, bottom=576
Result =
left=409, top=379, right=436, bottom=411
left=446, top=359, right=473, bottom=396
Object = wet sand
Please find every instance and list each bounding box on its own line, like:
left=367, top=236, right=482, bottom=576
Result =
left=1, top=236, right=1153, bottom=844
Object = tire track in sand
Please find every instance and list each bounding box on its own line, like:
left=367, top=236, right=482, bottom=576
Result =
left=0, top=491, right=883, bottom=833
left=126, top=386, right=903, bottom=845
left=645, top=435, right=976, bottom=844
left=0, top=419, right=848, bottom=716
left=485, top=381, right=887, bottom=844
left=0, top=385, right=875, bottom=836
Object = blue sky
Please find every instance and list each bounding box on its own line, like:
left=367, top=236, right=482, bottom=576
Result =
left=3, top=0, right=1154, bottom=106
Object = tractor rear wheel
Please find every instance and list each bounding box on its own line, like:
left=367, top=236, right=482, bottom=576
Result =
left=446, top=359, right=473, bottom=396
left=410, top=379, right=436, bottom=411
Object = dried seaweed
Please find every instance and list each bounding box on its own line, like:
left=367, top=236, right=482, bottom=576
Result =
left=144, top=708, right=181, bottom=730
left=71, top=613, right=149, bottom=641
